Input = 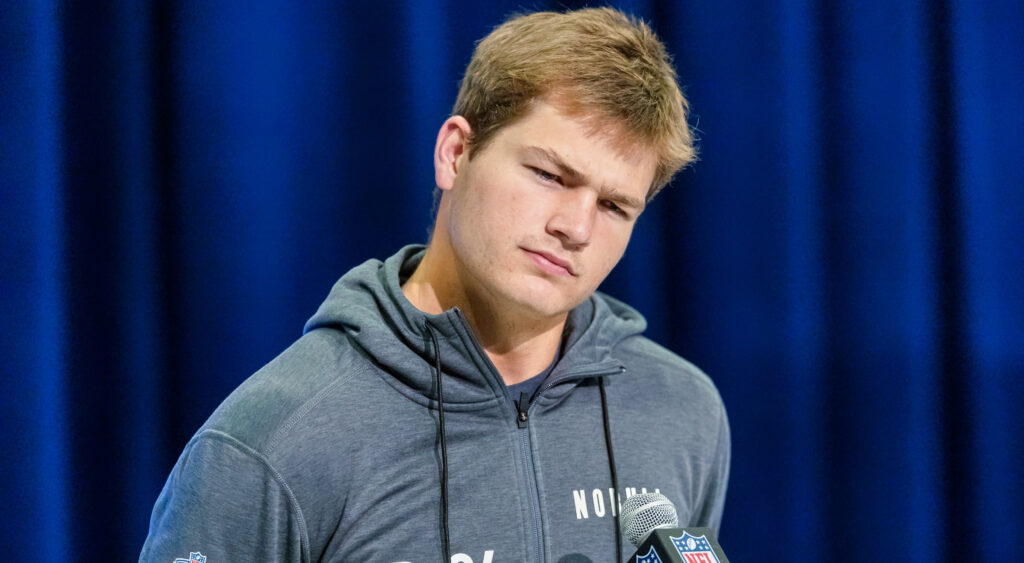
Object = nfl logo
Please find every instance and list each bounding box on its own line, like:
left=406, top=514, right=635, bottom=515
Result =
left=174, top=552, right=207, bottom=563
left=670, top=532, right=720, bottom=563
left=635, top=545, right=664, bottom=563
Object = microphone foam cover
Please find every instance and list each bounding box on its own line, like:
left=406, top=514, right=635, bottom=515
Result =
left=620, top=492, right=679, bottom=547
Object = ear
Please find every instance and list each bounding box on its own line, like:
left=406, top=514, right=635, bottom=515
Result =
left=434, top=116, right=472, bottom=191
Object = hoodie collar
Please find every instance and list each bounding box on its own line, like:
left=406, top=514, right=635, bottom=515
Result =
left=304, top=245, right=646, bottom=409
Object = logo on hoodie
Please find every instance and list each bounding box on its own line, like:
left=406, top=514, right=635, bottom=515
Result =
left=572, top=486, right=661, bottom=519
left=174, top=552, right=206, bottom=563
left=391, top=551, right=494, bottom=563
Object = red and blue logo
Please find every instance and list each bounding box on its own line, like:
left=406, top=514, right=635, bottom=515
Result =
left=670, top=532, right=720, bottom=563
left=173, top=552, right=206, bottom=563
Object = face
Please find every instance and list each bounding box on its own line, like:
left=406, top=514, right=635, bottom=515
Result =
left=434, top=100, right=657, bottom=321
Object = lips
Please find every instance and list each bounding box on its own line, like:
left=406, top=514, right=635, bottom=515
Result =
left=523, top=248, right=576, bottom=277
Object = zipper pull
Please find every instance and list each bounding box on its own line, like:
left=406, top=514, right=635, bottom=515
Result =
left=516, top=392, right=530, bottom=428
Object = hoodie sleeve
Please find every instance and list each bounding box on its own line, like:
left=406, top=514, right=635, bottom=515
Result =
left=139, top=430, right=308, bottom=562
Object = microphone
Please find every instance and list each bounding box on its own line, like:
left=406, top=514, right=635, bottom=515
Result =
left=619, top=492, right=731, bottom=563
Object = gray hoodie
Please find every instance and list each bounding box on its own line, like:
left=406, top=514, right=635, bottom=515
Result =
left=140, top=245, right=729, bottom=563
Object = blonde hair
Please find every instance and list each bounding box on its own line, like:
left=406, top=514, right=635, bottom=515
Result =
left=453, top=7, right=696, bottom=198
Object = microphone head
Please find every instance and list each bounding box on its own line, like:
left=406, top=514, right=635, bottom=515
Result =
left=620, top=492, right=679, bottom=547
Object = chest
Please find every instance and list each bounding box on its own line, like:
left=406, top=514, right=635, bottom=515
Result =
left=305, top=389, right=705, bottom=562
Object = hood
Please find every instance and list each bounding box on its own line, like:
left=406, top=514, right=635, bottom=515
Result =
left=304, top=245, right=647, bottom=410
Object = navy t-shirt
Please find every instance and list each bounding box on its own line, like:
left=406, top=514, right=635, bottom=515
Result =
left=506, top=344, right=562, bottom=406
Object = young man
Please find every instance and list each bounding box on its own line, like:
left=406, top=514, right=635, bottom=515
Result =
left=141, top=8, right=729, bottom=563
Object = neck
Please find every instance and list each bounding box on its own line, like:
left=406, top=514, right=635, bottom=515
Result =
left=402, top=243, right=566, bottom=385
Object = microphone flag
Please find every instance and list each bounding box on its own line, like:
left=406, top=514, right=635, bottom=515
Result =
left=629, top=527, right=730, bottom=563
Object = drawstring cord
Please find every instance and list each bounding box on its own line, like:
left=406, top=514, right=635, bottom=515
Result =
left=599, top=377, right=623, bottom=562
left=428, top=322, right=620, bottom=563
left=427, top=327, right=451, bottom=562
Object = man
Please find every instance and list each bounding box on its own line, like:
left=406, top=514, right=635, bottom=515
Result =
left=141, top=8, right=728, bottom=563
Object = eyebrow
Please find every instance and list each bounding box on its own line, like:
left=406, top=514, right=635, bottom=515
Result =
left=521, top=146, right=646, bottom=213
left=522, top=146, right=587, bottom=183
left=604, top=189, right=646, bottom=214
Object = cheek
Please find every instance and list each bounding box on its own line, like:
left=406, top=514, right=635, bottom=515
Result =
left=603, top=221, right=635, bottom=254
left=448, top=187, right=516, bottom=260
left=590, top=225, right=634, bottom=275
left=455, top=177, right=529, bottom=236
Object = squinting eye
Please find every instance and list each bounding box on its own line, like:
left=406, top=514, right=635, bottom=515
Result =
left=531, top=167, right=560, bottom=183
left=603, top=201, right=628, bottom=217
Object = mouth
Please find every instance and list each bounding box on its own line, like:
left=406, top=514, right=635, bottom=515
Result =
left=523, top=248, right=576, bottom=277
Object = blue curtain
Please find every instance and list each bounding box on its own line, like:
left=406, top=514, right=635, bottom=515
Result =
left=3, top=1, right=1022, bottom=560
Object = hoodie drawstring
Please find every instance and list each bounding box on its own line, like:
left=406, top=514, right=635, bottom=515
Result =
left=428, top=323, right=621, bottom=562
left=427, top=327, right=451, bottom=562
left=599, top=377, right=623, bottom=561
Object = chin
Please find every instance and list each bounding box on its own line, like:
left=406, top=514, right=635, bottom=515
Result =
left=483, top=271, right=588, bottom=318
left=521, top=302, right=573, bottom=320
left=505, top=287, right=583, bottom=319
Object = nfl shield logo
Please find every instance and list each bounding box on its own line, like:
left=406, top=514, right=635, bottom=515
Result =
left=670, top=532, right=720, bottom=563
left=173, top=552, right=207, bottom=563
left=635, top=545, right=664, bottom=563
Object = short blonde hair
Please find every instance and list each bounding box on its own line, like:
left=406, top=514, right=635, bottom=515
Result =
left=453, top=7, right=696, bottom=199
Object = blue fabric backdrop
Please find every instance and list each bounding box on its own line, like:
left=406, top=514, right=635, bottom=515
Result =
left=3, top=1, right=1022, bottom=560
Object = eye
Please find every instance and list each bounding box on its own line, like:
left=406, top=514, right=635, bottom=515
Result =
left=530, top=167, right=561, bottom=184
left=602, top=200, right=629, bottom=218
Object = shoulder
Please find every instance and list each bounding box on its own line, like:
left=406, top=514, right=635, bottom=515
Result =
left=606, top=335, right=730, bottom=508
left=612, top=335, right=725, bottom=418
left=198, top=328, right=366, bottom=457
left=149, top=327, right=409, bottom=560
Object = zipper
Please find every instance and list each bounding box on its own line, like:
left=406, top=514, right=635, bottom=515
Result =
left=510, top=364, right=623, bottom=563
left=515, top=361, right=625, bottom=428
left=449, top=308, right=625, bottom=563
left=450, top=309, right=546, bottom=562
left=516, top=392, right=530, bottom=428
left=515, top=414, right=544, bottom=563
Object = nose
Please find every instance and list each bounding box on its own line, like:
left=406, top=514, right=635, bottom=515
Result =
left=547, top=191, right=595, bottom=249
